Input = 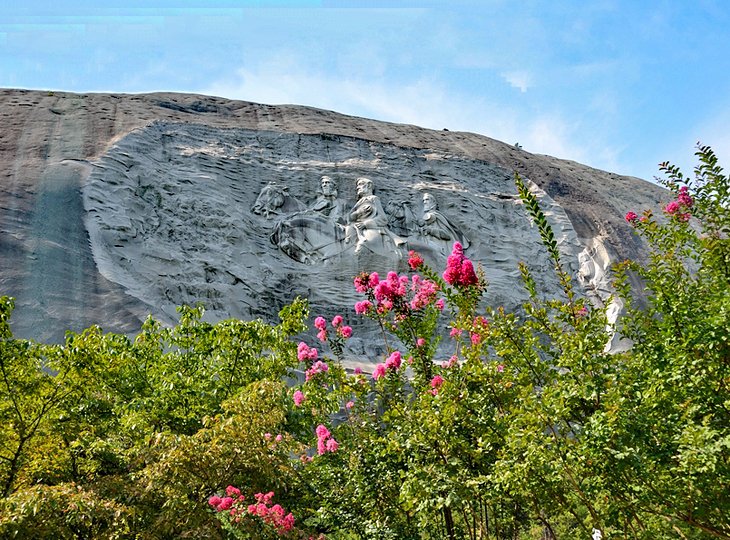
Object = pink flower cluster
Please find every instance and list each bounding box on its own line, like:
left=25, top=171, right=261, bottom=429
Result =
left=305, top=360, right=329, bottom=382
left=430, top=374, right=444, bottom=395
left=408, top=250, right=424, bottom=270
left=625, top=211, right=639, bottom=224
left=313, top=314, right=353, bottom=341
left=354, top=271, right=380, bottom=293
left=297, top=342, right=318, bottom=362
left=443, top=242, right=478, bottom=287
left=441, top=355, right=459, bottom=369
left=354, top=300, right=373, bottom=314
left=315, top=424, right=339, bottom=455
left=664, top=186, right=693, bottom=222
left=470, top=316, right=489, bottom=345
left=209, top=489, right=296, bottom=535
left=373, top=351, right=402, bottom=380
left=292, top=389, right=305, bottom=407
left=409, top=275, right=439, bottom=311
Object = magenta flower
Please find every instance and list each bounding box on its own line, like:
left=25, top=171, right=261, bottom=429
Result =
left=293, top=390, right=305, bottom=407
left=315, top=424, right=331, bottom=439
left=496, top=364, right=505, bottom=373
left=346, top=400, right=355, bottom=409
left=209, top=495, right=222, bottom=508
left=355, top=300, right=372, bottom=314
left=443, top=242, right=479, bottom=287
left=226, top=485, right=241, bottom=497
left=217, top=497, right=234, bottom=511
left=625, top=211, right=639, bottom=224
left=332, top=314, right=343, bottom=327
left=373, top=363, right=387, bottom=380
left=325, top=438, right=339, bottom=452
left=442, top=355, right=458, bottom=368
left=316, top=329, right=327, bottom=343
left=416, top=337, right=426, bottom=348
left=471, top=332, right=482, bottom=345
left=664, top=200, right=680, bottom=215
left=385, top=351, right=402, bottom=370
left=314, top=316, right=327, bottom=330
left=408, top=250, right=424, bottom=270
left=430, top=375, right=444, bottom=395
left=435, top=298, right=445, bottom=311
left=338, top=325, right=353, bottom=338
left=305, top=360, right=329, bottom=381
left=354, top=366, right=363, bottom=374
left=297, top=342, right=318, bottom=361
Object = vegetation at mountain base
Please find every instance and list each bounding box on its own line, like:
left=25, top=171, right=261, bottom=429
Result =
left=0, top=146, right=728, bottom=539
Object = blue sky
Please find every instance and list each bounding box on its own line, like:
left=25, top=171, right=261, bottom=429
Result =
left=2, top=0, right=729, bottom=182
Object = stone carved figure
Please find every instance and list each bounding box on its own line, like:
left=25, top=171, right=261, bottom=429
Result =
left=265, top=176, right=404, bottom=263
left=268, top=176, right=346, bottom=265
left=251, top=182, right=304, bottom=218
left=419, top=193, right=469, bottom=248
left=308, top=175, right=347, bottom=222
left=344, top=177, right=404, bottom=255
left=386, top=200, right=417, bottom=237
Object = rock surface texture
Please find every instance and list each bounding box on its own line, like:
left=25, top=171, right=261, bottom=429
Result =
left=0, top=89, right=666, bottom=356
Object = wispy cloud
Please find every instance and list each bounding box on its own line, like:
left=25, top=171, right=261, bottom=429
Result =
left=500, top=70, right=532, bottom=93
left=200, top=57, right=624, bottom=176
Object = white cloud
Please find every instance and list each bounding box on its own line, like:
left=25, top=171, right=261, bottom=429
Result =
left=500, top=70, right=532, bottom=93
left=199, top=59, right=623, bottom=175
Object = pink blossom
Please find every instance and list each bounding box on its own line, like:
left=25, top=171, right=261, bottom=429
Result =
left=664, top=200, right=680, bottom=215
left=373, top=363, right=387, bottom=380
left=385, top=351, right=402, bottom=370
left=678, top=186, right=693, bottom=207
left=297, top=342, right=318, bottom=361
left=226, top=485, right=241, bottom=497
left=408, top=250, right=424, bottom=270
left=332, top=314, right=343, bottom=327
left=576, top=306, right=589, bottom=317
left=471, top=333, right=482, bottom=345
left=293, top=390, right=305, bottom=407
left=314, top=316, right=327, bottom=330
left=325, top=438, right=339, bottom=452
left=338, top=325, right=353, bottom=338
left=443, top=242, right=479, bottom=287
left=625, top=211, right=639, bottom=224
left=416, top=337, right=426, bottom=348
left=317, top=438, right=327, bottom=455
left=430, top=375, right=444, bottom=395
left=305, top=360, right=329, bottom=381
left=346, top=400, right=355, bottom=409
left=209, top=495, right=222, bottom=508
left=275, top=434, right=283, bottom=442
left=354, top=273, right=370, bottom=293
left=217, top=497, right=234, bottom=511
left=368, top=272, right=380, bottom=287
left=496, top=364, right=504, bottom=373
left=442, top=355, right=458, bottom=368
left=316, top=329, right=327, bottom=342
left=264, top=432, right=272, bottom=440
left=355, top=300, right=372, bottom=314
left=450, top=327, right=463, bottom=338
left=354, top=366, right=363, bottom=374
left=315, top=424, right=331, bottom=439
left=435, top=298, right=445, bottom=311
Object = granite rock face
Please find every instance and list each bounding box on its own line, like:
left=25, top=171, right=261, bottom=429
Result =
left=0, top=89, right=666, bottom=356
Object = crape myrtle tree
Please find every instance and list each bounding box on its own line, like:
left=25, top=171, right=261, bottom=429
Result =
left=0, top=146, right=727, bottom=539
left=212, top=145, right=728, bottom=540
